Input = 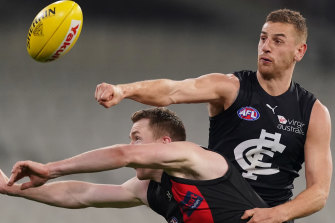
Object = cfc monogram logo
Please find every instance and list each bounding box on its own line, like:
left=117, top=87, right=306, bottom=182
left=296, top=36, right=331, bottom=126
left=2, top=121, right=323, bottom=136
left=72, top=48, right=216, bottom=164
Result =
left=234, top=129, right=286, bottom=180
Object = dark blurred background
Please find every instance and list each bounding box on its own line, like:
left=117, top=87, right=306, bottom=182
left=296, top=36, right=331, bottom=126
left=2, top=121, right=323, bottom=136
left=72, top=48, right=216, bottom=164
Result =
left=0, top=0, right=334, bottom=222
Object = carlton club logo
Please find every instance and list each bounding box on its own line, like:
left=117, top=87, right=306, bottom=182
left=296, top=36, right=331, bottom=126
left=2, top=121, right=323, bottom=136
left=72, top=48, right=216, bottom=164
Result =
left=234, top=129, right=286, bottom=180
left=237, top=106, right=260, bottom=121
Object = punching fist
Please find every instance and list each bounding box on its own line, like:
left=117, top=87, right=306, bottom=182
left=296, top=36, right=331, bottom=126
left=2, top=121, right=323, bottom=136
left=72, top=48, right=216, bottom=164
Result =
left=95, top=83, right=123, bottom=108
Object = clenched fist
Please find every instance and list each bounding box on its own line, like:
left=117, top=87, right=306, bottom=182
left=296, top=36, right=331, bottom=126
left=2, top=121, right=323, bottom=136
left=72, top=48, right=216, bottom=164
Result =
left=95, top=83, right=123, bottom=108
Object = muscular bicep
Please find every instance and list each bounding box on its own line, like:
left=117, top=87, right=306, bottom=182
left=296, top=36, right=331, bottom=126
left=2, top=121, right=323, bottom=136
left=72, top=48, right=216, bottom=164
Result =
left=123, top=142, right=227, bottom=180
left=170, top=73, right=239, bottom=105
left=125, top=142, right=200, bottom=170
left=304, top=100, right=332, bottom=191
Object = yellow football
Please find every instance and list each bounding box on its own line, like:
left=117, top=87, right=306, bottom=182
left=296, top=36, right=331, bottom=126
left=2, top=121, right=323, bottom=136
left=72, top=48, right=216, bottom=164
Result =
left=27, top=0, right=83, bottom=62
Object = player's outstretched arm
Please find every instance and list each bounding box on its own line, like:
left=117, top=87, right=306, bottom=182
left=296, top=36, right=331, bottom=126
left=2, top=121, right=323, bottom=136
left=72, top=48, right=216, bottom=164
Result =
left=8, top=141, right=227, bottom=189
left=2, top=170, right=148, bottom=209
left=8, top=144, right=132, bottom=189
left=95, top=73, right=239, bottom=109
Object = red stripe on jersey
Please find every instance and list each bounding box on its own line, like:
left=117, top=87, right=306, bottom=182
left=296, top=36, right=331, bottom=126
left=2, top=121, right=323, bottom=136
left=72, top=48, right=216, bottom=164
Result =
left=170, top=180, right=214, bottom=223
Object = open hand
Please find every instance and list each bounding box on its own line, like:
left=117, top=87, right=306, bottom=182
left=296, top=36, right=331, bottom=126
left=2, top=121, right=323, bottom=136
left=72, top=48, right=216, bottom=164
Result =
left=7, top=161, right=50, bottom=190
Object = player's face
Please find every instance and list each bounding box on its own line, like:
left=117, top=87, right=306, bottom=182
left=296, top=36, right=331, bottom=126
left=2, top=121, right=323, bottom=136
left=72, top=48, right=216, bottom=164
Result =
left=257, top=22, right=306, bottom=77
left=129, top=118, right=163, bottom=179
left=130, top=118, right=157, bottom=145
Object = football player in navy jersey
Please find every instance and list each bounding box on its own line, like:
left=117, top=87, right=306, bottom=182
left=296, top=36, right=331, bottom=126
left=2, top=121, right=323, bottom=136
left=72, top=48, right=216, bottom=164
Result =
left=1, top=107, right=267, bottom=223
left=93, top=9, right=332, bottom=223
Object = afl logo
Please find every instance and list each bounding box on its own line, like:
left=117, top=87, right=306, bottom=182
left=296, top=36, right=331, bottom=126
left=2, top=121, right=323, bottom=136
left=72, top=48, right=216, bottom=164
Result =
left=237, top=107, right=260, bottom=121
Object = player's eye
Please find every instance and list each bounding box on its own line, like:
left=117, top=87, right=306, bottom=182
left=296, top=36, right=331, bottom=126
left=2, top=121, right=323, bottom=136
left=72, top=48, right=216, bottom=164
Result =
left=274, top=38, right=283, bottom=44
left=260, top=35, right=267, bottom=41
left=134, top=136, right=142, bottom=144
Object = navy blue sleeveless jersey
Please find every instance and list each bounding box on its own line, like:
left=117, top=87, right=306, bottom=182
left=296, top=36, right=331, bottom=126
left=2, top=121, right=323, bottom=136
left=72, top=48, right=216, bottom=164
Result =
left=147, top=158, right=268, bottom=223
left=208, top=70, right=316, bottom=206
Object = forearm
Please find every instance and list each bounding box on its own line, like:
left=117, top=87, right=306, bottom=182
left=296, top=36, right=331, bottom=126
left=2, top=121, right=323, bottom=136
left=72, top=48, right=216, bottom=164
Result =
left=3, top=177, right=145, bottom=209
left=273, top=184, right=329, bottom=221
left=5, top=181, right=90, bottom=209
left=118, top=79, right=177, bottom=106
left=47, top=145, right=128, bottom=179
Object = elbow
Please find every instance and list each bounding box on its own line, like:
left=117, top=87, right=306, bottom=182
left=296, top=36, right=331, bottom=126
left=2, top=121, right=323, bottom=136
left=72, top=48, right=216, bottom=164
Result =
left=113, top=145, right=132, bottom=167
left=312, top=188, right=329, bottom=212
left=53, top=182, right=90, bottom=209
left=317, top=191, right=329, bottom=210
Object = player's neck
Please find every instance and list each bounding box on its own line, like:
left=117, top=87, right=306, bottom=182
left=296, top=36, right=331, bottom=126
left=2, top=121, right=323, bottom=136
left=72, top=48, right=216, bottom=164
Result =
left=256, top=70, right=293, bottom=96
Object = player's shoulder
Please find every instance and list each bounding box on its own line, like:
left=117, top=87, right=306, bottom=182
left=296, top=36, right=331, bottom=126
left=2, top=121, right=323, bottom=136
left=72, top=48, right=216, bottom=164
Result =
left=201, top=70, right=255, bottom=80
left=292, top=81, right=315, bottom=98
left=196, top=72, right=240, bottom=91
left=311, top=100, right=330, bottom=121
left=290, top=81, right=317, bottom=117
left=197, top=72, right=237, bottom=81
left=232, top=70, right=256, bottom=80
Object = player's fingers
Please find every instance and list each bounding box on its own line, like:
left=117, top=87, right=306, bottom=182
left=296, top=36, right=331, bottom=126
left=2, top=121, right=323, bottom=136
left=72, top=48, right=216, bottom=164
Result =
left=7, top=172, right=25, bottom=186
left=99, top=101, right=107, bottom=108
left=99, top=101, right=113, bottom=108
left=7, top=175, right=15, bottom=186
left=95, top=84, right=103, bottom=100
left=7, top=167, right=21, bottom=186
left=95, top=83, right=107, bottom=100
left=95, top=83, right=103, bottom=100
left=11, top=161, right=28, bottom=174
left=21, top=181, right=34, bottom=190
left=241, top=209, right=254, bottom=219
left=95, top=84, right=100, bottom=100
left=246, top=218, right=253, bottom=223
left=100, top=89, right=113, bottom=101
left=8, top=162, right=27, bottom=186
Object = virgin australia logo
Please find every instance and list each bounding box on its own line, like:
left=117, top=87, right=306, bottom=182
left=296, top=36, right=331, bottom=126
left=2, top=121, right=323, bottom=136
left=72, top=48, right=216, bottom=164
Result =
left=234, top=129, right=286, bottom=180
left=277, top=115, right=305, bottom=135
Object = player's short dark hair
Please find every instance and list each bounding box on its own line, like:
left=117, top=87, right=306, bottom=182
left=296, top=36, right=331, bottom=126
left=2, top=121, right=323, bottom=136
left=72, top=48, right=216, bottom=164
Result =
left=131, top=107, right=186, bottom=141
left=266, top=9, right=308, bottom=43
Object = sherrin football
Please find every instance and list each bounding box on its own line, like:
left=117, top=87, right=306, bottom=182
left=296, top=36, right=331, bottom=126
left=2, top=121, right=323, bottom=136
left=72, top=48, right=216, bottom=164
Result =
left=27, top=0, right=83, bottom=62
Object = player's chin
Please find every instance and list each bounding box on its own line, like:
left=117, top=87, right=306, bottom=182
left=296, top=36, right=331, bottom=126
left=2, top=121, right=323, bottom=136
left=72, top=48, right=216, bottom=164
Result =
left=258, top=65, right=275, bottom=77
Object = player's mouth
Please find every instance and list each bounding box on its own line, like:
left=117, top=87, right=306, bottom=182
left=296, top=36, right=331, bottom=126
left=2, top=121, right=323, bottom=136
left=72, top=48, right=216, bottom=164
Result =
left=260, top=56, right=273, bottom=63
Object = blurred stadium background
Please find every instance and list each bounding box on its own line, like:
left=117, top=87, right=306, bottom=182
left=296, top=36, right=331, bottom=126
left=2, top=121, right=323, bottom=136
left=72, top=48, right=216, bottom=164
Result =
left=0, top=0, right=334, bottom=222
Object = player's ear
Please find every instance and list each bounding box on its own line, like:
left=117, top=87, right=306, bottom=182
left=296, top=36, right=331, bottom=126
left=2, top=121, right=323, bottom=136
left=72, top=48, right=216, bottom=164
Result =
left=294, top=43, right=307, bottom=62
left=162, top=136, right=172, bottom=144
